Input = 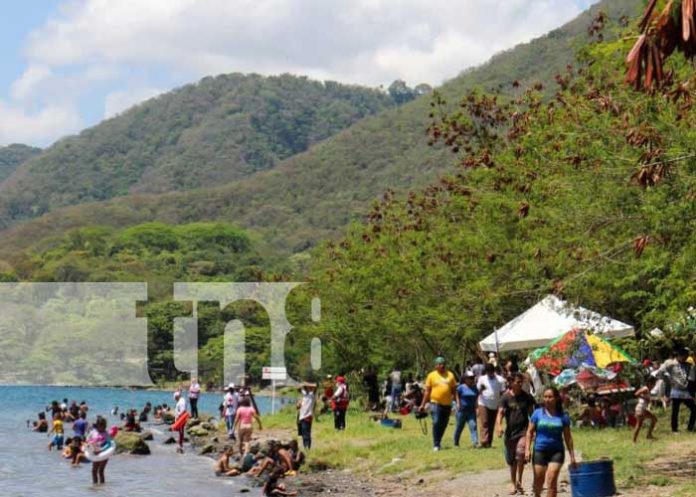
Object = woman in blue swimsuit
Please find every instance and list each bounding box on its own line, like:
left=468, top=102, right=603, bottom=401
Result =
left=525, top=387, right=576, bottom=497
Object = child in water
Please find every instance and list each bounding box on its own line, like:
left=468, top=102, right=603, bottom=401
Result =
left=48, top=413, right=64, bottom=450
left=87, top=417, right=111, bottom=484
left=33, top=412, right=48, bottom=433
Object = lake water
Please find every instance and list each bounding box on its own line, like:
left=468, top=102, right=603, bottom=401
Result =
left=1, top=386, right=285, bottom=497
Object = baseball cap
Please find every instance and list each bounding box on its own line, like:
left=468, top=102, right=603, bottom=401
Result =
left=434, top=356, right=446, bottom=365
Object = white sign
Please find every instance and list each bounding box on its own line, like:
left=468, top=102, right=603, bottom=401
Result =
left=262, top=366, right=287, bottom=381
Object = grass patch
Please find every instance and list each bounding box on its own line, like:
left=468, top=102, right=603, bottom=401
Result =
left=263, top=406, right=692, bottom=486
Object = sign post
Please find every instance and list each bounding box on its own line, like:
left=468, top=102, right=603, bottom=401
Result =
left=262, top=366, right=287, bottom=415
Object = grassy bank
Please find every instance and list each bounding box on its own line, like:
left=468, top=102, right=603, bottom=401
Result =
left=263, top=406, right=696, bottom=492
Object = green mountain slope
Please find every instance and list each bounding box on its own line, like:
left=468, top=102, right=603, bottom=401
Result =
left=0, top=74, right=393, bottom=226
left=0, top=0, right=643, bottom=265
left=0, top=144, right=41, bottom=184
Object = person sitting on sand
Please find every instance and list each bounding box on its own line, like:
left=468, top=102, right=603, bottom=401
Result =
left=633, top=376, right=658, bottom=443
left=48, top=413, right=65, bottom=451
left=215, top=446, right=241, bottom=477
left=286, top=440, right=305, bottom=471
left=263, top=466, right=298, bottom=497
left=577, top=396, right=605, bottom=428
left=33, top=412, right=48, bottom=433
left=275, top=443, right=297, bottom=475
left=239, top=443, right=262, bottom=473
left=248, top=441, right=297, bottom=477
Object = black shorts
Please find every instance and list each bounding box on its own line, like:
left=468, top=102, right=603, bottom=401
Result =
left=533, top=449, right=565, bottom=466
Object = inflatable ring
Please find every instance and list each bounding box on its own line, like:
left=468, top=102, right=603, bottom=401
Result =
left=170, top=412, right=190, bottom=431
left=85, top=441, right=116, bottom=462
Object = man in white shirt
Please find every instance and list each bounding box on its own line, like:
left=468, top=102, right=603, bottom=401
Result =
left=174, top=391, right=187, bottom=453
left=476, top=363, right=505, bottom=448
left=223, top=383, right=239, bottom=440
left=297, top=383, right=317, bottom=449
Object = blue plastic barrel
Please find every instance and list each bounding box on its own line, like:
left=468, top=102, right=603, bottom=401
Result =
left=569, top=459, right=616, bottom=497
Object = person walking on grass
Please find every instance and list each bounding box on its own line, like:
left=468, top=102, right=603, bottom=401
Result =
left=332, top=376, right=350, bottom=431
left=497, top=372, right=535, bottom=495
left=297, top=383, right=317, bottom=449
left=656, top=347, right=696, bottom=433
left=419, top=356, right=457, bottom=451
left=525, top=387, right=576, bottom=497
left=633, top=376, right=658, bottom=443
left=477, top=363, right=505, bottom=448
left=454, top=371, right=479, bottom=448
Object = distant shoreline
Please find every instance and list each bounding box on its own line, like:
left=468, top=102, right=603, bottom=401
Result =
left=0, top=383, right=288, bottom=398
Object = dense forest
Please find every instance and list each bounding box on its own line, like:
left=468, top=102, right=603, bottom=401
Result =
left=303, top=3, right=696, bottom=375
left=0, top=0, right=642, bottom=263
left=0, top=221, right=304, bottom=384
left=0, top=144, right=41, bottom=184
left=0, top=74, right=395, bottom=228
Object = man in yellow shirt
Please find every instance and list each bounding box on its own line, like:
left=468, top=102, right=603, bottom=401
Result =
left=419, top=356, right=457, bottom=451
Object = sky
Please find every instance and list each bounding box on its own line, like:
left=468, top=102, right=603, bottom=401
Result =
left=0, top=0, right=599, bottom=148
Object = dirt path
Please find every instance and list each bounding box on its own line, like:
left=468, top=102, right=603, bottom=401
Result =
left=294, top=439, right=696, bottom=497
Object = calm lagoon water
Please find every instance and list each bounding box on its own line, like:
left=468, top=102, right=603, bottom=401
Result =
left=1, top=386, right=284, bottom=497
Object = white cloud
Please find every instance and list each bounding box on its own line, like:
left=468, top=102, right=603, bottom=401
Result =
left=2, top=0, right=600, bottom=146
left=10, top=65, right=53, bottom=101
left=0, top=100, right=82, bottom=146
left=104, top=87, right=165, bottom=119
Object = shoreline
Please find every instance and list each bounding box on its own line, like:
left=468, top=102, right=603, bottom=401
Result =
left=0, top=383, right=280, bottom=398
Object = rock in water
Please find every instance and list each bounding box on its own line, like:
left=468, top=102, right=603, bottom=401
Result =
left=200, top=421, right=217, bottom=432
left=140, top=431, right=154, bottom=441
left=187, top=426, right=209, bottom=438
left=199, top=444, right=215, bottom=455
left=115, top=432, right=151, bottom=455
left=163, top=436, right=176, bottom=445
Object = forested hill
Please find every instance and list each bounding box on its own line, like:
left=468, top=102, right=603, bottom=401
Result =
left=0, top=74, right=394, bottom=227
left=0, top=144, right=41, bottom=184
left=0, top=0, right=643, bottom=265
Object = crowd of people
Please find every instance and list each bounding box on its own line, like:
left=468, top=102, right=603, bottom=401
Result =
left=349, top=345, right=696, bottom=497
left=31, top=398, right=116, bottom=484
left=26, top=344, right=696, bottom=496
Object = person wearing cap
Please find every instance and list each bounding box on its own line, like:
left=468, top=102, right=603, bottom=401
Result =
left=173, top=390, right=187, bottom=453
left=320, top=375, right=334, bottom=416
left=419, top=357, right=457, bottom=451
left=297, top=383, right=317, bottom=449
left=223, top=383, right=239, bottom=440
left=655, top=347, right=696, bottom=433
left=454, top=371, right=479, bottom=448
left=332, top=376, right=350, bottom=431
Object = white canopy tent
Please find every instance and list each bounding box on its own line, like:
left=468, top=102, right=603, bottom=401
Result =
left=479, top=295, right=634, bottom=353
